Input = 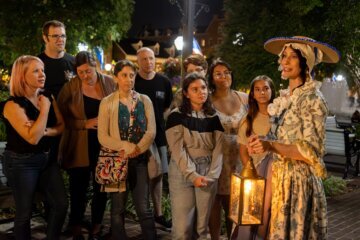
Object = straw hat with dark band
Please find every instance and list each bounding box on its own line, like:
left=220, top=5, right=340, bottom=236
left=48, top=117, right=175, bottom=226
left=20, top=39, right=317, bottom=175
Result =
left=264, top=36, right=340, bottom=63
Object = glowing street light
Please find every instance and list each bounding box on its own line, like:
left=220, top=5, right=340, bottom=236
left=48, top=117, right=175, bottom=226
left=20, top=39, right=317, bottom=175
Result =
left=104, top=63, right=112, bottom=72
left=174, top=36, right=184, bottom=51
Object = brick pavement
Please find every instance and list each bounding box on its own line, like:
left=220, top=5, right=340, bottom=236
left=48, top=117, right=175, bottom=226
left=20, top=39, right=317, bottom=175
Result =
left=0, top=155, right=359, bottom=239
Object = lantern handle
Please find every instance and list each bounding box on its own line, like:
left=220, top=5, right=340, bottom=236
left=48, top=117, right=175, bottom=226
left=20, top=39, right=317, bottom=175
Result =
left=240, top=157, right=259, bottom=178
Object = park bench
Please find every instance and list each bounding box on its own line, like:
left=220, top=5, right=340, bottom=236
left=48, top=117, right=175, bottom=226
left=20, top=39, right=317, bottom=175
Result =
left=325, top=116, right=360, bottom=178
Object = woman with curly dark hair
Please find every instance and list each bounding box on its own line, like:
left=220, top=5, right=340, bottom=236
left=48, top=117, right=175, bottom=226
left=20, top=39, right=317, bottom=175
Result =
left=166, top=72, right=224, bottom=239
left=207, top=59, right=248, bottom=240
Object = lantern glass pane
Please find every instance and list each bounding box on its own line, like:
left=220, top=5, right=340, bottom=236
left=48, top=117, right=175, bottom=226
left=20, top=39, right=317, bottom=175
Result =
left=229, top=174, right=241, bottom=223
left=241, top=178, right=265, bottom=225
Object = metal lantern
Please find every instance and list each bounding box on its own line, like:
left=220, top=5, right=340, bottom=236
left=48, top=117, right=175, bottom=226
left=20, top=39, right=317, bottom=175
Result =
left=229, top=158, right=265, bottom=225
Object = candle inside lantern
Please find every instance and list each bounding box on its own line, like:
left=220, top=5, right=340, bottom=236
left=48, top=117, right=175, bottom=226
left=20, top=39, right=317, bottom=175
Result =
left=243, top=180, right=252, bottom=220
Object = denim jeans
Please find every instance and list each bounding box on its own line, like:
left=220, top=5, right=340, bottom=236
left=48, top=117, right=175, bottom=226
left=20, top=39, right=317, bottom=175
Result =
left=2, top=150, right=68, bottom=240
left=169, top=160, right=217, bottom=240
left=111, top=156, right=156, bottom=240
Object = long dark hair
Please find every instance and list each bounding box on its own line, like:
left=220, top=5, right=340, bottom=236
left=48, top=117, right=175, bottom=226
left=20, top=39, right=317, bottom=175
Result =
left=180, top=72, right=215, bottom=115
left=245, top=75, right=276, bottom=137
left=293, top=48, right=308, bottom=84
left=207, top=58, right=234, bottom=92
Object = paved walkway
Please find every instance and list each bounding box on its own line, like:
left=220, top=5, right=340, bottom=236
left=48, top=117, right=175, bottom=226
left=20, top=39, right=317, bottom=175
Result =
left=0, top=155, right=359, bottom=239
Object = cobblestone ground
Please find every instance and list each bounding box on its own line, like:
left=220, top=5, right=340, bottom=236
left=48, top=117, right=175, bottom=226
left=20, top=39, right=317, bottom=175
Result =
left=0, top=170, right=359, bottom=239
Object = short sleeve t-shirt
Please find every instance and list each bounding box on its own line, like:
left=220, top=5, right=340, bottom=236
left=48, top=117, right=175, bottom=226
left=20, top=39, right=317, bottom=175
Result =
left=135, top=73, right=173, bottom=146
left=38, top=52, right=75, bottom=98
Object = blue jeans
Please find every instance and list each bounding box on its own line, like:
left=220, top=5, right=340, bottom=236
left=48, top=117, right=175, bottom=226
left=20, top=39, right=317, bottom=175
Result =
left=111, top=156, right=156, bottom=240
left=2, top=151, right=68, bottom=240
left=169, top=160, right=217, bottom=240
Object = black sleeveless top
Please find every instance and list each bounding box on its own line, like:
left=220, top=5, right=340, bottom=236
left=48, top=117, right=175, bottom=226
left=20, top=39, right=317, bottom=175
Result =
left=1, top=91, right=57, bottom=154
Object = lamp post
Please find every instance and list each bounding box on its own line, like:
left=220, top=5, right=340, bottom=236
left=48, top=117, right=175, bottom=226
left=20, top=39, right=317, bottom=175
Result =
left=229, top=158, right=265, bottom=225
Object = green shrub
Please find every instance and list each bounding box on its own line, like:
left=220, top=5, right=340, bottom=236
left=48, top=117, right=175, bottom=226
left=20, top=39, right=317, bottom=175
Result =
left=0, top=89, right=9, bottom=142
left=323, top=175, right=347, bottom=197
left=0, top=120, right=6, bottom=141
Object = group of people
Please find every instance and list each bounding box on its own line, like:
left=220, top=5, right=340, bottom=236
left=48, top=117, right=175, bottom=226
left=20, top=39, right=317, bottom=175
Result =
left=0, top=18, right=340, bottom=240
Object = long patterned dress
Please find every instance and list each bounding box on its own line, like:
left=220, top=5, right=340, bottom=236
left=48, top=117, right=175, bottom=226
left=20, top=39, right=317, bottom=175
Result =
left=216, top=92, right=248, bottom=195
left=269, top=80, right=328, bottom=239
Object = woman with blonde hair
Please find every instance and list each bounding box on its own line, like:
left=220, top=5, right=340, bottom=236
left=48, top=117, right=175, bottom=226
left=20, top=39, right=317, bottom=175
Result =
left=1, top=55, right=67, bottom=239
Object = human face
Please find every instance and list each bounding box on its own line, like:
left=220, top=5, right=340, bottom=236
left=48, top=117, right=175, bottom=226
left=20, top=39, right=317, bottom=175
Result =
left=115, top=66, right=136, bottom=92
left=137, top=50, right=155, bottom=74
left=280, top=47, right=301, bottom=80
left=186, top=63, right=206, bottom=77
left=43, top=26, right=66, bottom=53
left=184, top=79, right=208, bottom=111
left=77, top=64, right=97, bottom=84
left=25, top=60, right=45, bottom=90
left=212, top=65, right=232, bottom=90
left=253, top=80, right=272, bottom=105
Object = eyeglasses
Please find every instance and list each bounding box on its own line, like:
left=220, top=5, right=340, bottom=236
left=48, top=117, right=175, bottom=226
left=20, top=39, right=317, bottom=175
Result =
left=214, top=71, right=232, bottom=79
left=47, top=34, right=67, bottom=39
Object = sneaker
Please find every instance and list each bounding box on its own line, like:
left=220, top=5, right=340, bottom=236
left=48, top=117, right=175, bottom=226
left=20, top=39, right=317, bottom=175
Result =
left=154, top=215, right=172, bottom=228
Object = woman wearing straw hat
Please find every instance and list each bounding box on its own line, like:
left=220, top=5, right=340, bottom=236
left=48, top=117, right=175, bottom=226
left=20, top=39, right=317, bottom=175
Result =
left=247, top=36, right=340, bottom=239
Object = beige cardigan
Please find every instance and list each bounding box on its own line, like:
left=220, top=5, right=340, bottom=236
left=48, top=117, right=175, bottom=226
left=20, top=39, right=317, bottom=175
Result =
left=97, top=91, right=156, bottom=156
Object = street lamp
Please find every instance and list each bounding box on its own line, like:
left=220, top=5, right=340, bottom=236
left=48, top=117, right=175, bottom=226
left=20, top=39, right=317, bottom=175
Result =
left=174, top=36, right=184, bottom=51
left=229, top=158, right=265, bottom=225
left=104, top=63, right=112, bottom=72
left=174, top=36, right=184, bottom=80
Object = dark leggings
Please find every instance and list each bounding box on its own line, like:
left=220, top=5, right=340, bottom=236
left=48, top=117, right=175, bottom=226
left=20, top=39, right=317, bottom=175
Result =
left=67, top=167, right=108, bottom=226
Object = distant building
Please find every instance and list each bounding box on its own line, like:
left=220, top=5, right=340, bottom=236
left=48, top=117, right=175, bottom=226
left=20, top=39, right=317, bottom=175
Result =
left=110, top=38, right=180, bottom=72
left=104, top=13, right=225, bottom=68
left=137, top=13, right=225, bottom=58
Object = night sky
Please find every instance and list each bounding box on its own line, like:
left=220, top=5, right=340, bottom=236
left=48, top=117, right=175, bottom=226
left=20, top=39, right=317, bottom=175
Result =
left=128, top=0, right=224, bottom=36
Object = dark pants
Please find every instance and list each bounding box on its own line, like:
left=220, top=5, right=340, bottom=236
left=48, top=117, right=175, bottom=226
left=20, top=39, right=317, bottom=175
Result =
left=67, top=167, right=108, bottom=226
left=111, top=156, right=156, bottom=240
left=2, top=151, right=68, bottom=240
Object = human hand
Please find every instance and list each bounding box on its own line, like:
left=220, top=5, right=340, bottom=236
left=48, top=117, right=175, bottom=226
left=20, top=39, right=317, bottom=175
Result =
left=193, top=176, right=210, bottom=188
left=38, top=95, right=51, bottom=113
left=247, top=134, right=270, bottom=154
left=85, top=117, right=98, bottom=129
left=127, top=145, right=141, bottom=158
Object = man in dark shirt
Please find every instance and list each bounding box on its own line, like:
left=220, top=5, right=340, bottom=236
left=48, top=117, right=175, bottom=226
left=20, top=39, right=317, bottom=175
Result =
left=37, top=19, right=75, bottom=238
left=38, top=20, right=75, bottom=98
left=135, top=47, right=173, bottom=228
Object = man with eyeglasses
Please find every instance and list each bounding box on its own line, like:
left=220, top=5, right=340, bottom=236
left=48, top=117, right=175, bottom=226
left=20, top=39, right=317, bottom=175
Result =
left=170, top=54, right=208, bottom=110
left=37, top=20, right=74, bottom=238
left=38, top=20, right=75, bottom=98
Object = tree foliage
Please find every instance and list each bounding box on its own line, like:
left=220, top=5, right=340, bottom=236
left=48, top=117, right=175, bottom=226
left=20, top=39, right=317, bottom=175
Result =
left=218, top=0, right=359, bottom=90
left=323, top=0, right=360, bottom=88
left=0, top=0, right=134, bottom=68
